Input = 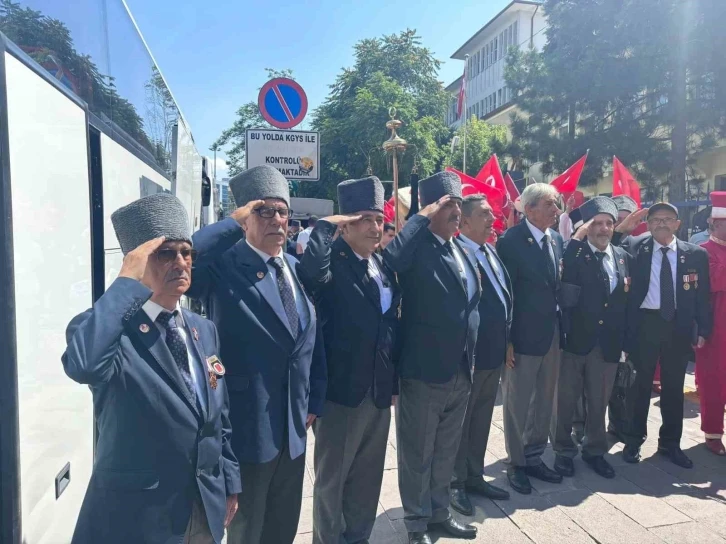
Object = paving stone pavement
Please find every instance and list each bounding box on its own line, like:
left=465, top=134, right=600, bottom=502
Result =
left=291, top=364, right=726, bottom=543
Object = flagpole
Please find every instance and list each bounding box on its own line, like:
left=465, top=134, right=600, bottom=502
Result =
left=383, top=107, right=408, bottom=231
left=462, top=54, right=469, bottom=175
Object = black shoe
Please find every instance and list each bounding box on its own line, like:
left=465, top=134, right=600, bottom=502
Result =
left=506, top=466, right=532, bottom=495
left=554, top=455, right=575, bottom=477
left=408, top=532, right=432, bottom=544
left=428, top=516, right=477, bottom=539
left=466, top=478, right=510, bottom=500
left=584, top=456, right=615, bottom=479
left=657, top=446, right=694, bottom=469
left=525, top=462, right=563, bottom=483
left=449, top=487, right=473, bottom=516
left=622, top=445, right=641, bottom=464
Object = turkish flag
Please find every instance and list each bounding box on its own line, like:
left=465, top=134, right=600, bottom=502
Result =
left=550, top=152, right=588, bottom=194
left=475, top=155, right=508, bottom=198
left=561, top=190, right=585, bottom=208
left=383, top=198, right=395, bottom=224
left=612, top=156, right=642, bottom=208
left=446, top=166, right=506, bottom=234
left=504, top=173, right=521, bottom=201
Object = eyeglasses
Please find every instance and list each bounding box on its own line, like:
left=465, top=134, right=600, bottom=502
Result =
left=254, top=207, right=293, bottom=219
left=154, top=248, right=197, bottom=264
left=647, top=217, right=678, bottom=226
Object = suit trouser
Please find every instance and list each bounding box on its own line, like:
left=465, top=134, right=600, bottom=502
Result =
left=451, top=366, right=502, bottom=486
left=397, top=364, right=471, bottom=533
left=312, top=396, right=391, bottom=544
left=502, top=324, right=560, bottom=467
left=184, top=500, right=215, bottom=544
left=623, top=311, right=689, bottom=449
left=227, top=442, right=306, bottom=544
left=552, top=347, right=618, bottom=459
left=575, top=382, right=629, bottom=438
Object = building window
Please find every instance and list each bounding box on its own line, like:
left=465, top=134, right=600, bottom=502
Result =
left=498, top=88, right=503, bottom=106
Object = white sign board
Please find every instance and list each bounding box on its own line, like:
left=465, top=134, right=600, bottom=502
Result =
left=245, top=129, right=320, bottom=181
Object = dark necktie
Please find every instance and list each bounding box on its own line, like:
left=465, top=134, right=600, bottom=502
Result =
left=542, top=234, right=556, bottom=281
left=360, top=258, right=382, bottom=311
left=269, top=257, right=301, bottom=338
left=659, top=247, right=676, bottom=322
left=444, top=241, right=468, bottom=295
left=157, top=311, right=196, bottom=403
left=595, top=251, right=611, bottom=294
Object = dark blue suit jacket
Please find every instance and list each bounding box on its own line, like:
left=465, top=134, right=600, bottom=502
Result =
left=188, top=218, right=327, bottom=464
left=497, top=220, right=564, bottom=356
left=384, top=214, right=481, bottom=383
left=298, top=220, right=402, bottom=408
left=459, top=239, right=513, bottom=370
left=62, top=278, right=241, bottom=544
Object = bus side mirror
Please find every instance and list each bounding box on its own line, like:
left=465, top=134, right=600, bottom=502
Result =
left=201, top=177, right=211, bottom=207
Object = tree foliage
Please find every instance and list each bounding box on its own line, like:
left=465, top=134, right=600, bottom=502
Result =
left=308, top=30, right=452, bottom=202
left=505, top=0, right=726, bottom=201
left=214, top=68, right=294, bottom=175
left=445, top=116, right=508, bottom=177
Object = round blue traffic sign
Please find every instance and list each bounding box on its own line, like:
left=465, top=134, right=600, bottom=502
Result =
left=258, top=78, right=308, bottom=129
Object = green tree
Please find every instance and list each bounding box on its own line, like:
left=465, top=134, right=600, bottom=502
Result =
left=505, top=0, right=726, bottom=204
left=214, top=68, right=294, bottom=175
left=445, top=116, right=508, bottom=177
left=309, top=29, right=452, bottom=202
left=144, top=65, right=178, bottom=172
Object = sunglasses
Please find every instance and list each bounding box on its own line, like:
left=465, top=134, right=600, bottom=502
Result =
left=253, top=207, right=293, bottom=219
left=154, top=248, right=197, bottom=264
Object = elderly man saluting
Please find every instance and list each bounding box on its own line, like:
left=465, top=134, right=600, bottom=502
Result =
left=188, top=165, right=326, bottom=544
left=62, top=194, right=240, bottom=544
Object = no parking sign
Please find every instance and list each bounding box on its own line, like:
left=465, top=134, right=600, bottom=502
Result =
left=258, top=78, right=308, bottom=129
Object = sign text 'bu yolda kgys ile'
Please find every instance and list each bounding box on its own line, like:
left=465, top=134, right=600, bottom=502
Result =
left=245, top=129, right=320, bottom=181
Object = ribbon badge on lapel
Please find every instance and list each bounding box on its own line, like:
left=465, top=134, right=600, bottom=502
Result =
left=624, top=277, right=631, bottom=293
left=206, top=356, right=225, bottom=390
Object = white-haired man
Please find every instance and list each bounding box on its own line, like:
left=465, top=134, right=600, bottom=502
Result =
left=496, top=183, right=564, bottom=494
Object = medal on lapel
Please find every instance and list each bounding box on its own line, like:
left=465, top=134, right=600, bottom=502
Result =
left=624, top=277, right=631, bottom=293
left=206, top=356, right=225, bottom=390
left=192, top=328, right=199, bottom=341
left=680, top=255, right=686, bottom=264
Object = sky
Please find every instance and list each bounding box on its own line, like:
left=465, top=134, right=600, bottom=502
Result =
left=125, top=0, right=518, bottom=179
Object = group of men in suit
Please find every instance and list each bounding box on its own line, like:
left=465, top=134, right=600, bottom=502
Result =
left=61, top=161, right=715, bottom=544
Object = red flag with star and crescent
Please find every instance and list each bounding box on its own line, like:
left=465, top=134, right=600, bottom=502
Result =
left=550, top=152, right=589, bottom=194
left=445, top=166, right=507, bottom=233
left=612, top=156, right=642, bottom=208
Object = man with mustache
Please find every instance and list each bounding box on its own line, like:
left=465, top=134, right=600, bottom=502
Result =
left=62, top=194, right=240, bottom=543
left=384, top=172, right=481, bottom=544
left=553, top=197, right=633, bottom=480
left=450, top=194, right=512, bottom=517
left=496, top=183, right=564, bottom=494
left=298, top=176, right=401, bottom=544
left=188, top=165, right=327, bottom=543
left=620, top=203, right=711, bottom=468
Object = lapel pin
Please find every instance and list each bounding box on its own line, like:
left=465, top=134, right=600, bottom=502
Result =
left=257, top=271, right=265, bottom=279
left=206, top=355, right=226, bottom=376
left=680, top=255, right=686, bottom=264
left=139, top=323, right=150, bottom=333
left=619, top=258, right=625, bottom=265
left=340, top=251, right=346, bottom=257
left=192, top=328, right=199, bottom=341
left=527, top=237, right=534, bottom=245
left=644, top=246, right=650, bottom=253
left=585, top=254, right=592, bottom=262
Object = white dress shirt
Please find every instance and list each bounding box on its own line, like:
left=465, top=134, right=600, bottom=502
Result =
left=641, top=237, right=678, bottom=310
left=143, top=300, right=207, bottom=411
left=432, top=233, right=477, bottom=301
left=247, top=240, right=310, bottom=330
left=459, top=234, right=508, bottom=315
left=354, top=251, right=393, bottom=313
left=588, top=241, right=618, bottom=293
left=559, top=212, right=573, bottom=242
left=296, top=227, right=313, bottom=252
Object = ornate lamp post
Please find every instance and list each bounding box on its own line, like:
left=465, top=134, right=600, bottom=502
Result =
left=382, top=107, right=408, bottom=229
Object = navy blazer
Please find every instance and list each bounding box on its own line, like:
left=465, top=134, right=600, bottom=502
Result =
left=497, top=220, right=564, bottom=356
left=561, top=240, right=634, bottom=363
left=298, top=220, right=402, bottom=408
left=384, top=214, right=481, bottom=383
left=62, top=278, right=241, bottom=544
left=459, top=238, right=513, bottom=370
left=188, top=218, right=327, bottom=464
left=621, top=234, right=712, bottom=354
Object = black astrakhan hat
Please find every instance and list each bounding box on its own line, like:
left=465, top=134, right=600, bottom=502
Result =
left=611, top=195, right=638, bottom=214
left=111, top=193, right=191, bottom=256
left=569, top=207, right=584, bottom=232
left=229, top=165, right=290, bottom=208
left=580, top=196, right=618, bottom=223
left=419, top=171, right=462, bottom=207
left=337, top=176, right=385, bottom=214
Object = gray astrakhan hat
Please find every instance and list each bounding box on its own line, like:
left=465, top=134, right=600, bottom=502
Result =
left=580, top=196, right=618, bottom=223
left=419, top=171, right=462, bottom=207
left=111, top=193, right=191, bottom=255
left=337, top=176, right=384, bottom=214
left=611, top=195, right=638, bottom=214
left=229, top=165, right=290, bottom=208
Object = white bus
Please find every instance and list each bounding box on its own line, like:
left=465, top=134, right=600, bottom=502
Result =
left=0, top=2, right=210, bottom=541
